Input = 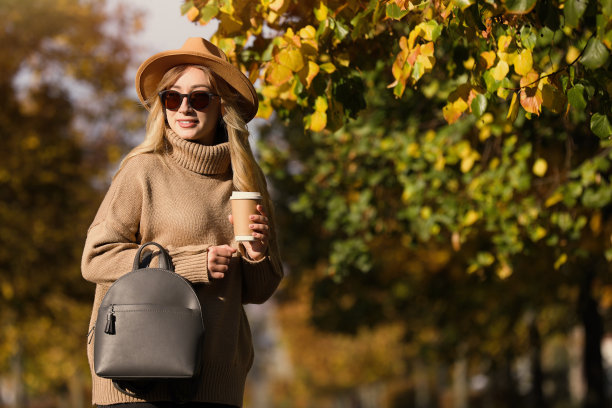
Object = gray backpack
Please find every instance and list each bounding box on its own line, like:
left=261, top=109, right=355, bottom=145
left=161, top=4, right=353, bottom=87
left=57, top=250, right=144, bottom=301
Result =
left=93, top=242, right=205, bottom=397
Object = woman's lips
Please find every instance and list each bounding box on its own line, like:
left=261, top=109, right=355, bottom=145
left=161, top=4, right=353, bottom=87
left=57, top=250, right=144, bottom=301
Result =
left=177, top=119, right=198, bottom=128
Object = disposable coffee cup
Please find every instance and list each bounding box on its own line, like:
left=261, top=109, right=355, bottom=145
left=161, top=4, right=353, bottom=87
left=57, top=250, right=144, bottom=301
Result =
left=230, top=191, right=262, bottom=241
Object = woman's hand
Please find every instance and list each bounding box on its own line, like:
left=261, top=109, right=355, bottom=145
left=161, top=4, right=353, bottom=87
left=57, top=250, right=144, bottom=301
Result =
left=207, top=244, right=236, bottom=279
left=229, top=204, right=269, bottom=261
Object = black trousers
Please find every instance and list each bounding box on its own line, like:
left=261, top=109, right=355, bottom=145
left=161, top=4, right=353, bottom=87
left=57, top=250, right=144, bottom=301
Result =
left=99, top=403, right=237, bottom=408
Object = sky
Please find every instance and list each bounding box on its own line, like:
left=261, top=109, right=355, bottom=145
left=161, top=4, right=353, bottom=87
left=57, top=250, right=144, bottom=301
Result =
left=110, top=0, right=217, bottom=57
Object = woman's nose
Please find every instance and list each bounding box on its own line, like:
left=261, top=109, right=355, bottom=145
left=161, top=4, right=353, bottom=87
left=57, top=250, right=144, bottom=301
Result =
left=178, top=96, right=191, bottom=113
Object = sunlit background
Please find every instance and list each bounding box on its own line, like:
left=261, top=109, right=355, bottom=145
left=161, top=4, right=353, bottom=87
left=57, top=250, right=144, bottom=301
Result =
left=1, top=0, right=611, bottom=407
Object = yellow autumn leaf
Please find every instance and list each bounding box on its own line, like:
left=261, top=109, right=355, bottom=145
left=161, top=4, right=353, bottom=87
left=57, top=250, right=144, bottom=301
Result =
left=566, top=46, right=581, bottom=64
left=260, top=84, right=279, bottom=98
left=496, top=262, right=513, bottom=279
left=442, top=98, right=469, bottom=124
left=416, top=22, right=436, bottom=41
left=336, top=54, right=350, bottom=67
left=532, top=226, right=547, bottom=241
left=520, top=87, right=542, bottom=115
left=406, top=142, right=420, bottom=158
left=319, top=62, right=336, bottom=73
left=497, top=50, right=517, bottom=64
left=277, top=48, right=305, bottom=72
left=463, top=210, right=480, bottom=226
left=461, top=152, right=480, bottom=173
left=545, top=191, right=563, bottom=207
left=463, top=57, right=475, bottom=70
left=187, top=6, right=200, bottom=22
left=269, top=0, right=286, bottom=12
left=520, top=70, right=540, bottom=88
left=492, top=60, right=509, bottom=81
left=406, top=28, right=420, bottom=49
left=421, top=42, right=434, bottom=57
left=310, top=110, right=327, bottom=131
left=554, top=253, right=567, bottom=270
left=299, top=25, right=316, bottom=40
left=507, top=92, right=519, bottom=122
left=302, top=60, right=320, bottom=87
left=314, top=95, right=328, bottom=111
left=216, top=37, right=236, bottom=56
left=416, top=54, right=434, bottom=70
left=514, top=49, right=533, bottom=76
left=314, top=1, right=329, bottom=21
left=498, top=35, right=512, bottom=52
left=518, top=70, right=542, bottom=114
left=265, top=63, right=293, bottom=85
left=532, top=158, right=548, bottom=177
left=479, top=51, right=496, bottom=69
left=256, top=99, right=274, bottom=119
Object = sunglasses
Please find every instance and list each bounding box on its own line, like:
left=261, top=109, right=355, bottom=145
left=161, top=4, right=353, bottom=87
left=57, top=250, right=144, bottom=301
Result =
left=158, top=90, right=218, bottom=112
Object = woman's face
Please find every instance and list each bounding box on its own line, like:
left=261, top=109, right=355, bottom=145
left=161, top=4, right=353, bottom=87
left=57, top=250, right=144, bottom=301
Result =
left=164, top=67, right=221, bottom=145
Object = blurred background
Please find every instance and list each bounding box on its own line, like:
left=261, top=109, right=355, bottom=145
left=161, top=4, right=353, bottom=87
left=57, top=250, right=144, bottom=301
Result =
left=1, top=0, right=611, bottom=407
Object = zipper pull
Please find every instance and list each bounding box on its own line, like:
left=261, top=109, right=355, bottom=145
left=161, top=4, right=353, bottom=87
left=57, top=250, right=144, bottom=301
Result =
left=104, top=305, right=116, bottom=335
left=87, top=325, right=95, bottom=344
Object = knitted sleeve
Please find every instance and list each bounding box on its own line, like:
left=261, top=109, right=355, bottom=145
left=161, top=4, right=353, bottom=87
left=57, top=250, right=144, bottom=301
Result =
left=81, top=160, right=144, bottom=286
left=240, top=254, right=283, bottom=304
left=165, top=244, right=211, bottom=284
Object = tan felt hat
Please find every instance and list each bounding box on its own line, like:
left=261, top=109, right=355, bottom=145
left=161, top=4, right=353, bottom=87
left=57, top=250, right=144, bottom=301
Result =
left=135, top=37, right=258, bottom=122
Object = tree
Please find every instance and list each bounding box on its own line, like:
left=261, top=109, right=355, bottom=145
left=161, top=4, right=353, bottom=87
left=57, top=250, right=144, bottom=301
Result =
left=0, top=0, right=142, bottom=405
left=178, top=0, right=612, bottom=405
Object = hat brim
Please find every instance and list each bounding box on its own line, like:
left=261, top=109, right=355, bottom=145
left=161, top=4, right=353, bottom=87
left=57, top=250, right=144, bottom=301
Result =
left=135, top=51, right=258, bottom=122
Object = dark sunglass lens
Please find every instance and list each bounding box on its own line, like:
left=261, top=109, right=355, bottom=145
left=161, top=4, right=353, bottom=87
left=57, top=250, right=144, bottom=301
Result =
left=163, top=91, right=182, bottom=110
left=189, top=92, right=211, bottom=111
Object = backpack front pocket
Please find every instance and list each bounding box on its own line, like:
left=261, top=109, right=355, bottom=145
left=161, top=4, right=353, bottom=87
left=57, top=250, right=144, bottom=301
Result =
left=94, top=304, right=204, bottom=379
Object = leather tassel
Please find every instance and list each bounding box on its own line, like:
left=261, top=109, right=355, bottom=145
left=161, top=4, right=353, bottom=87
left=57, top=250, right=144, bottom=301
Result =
left=104, top=306, right=116, bottom=335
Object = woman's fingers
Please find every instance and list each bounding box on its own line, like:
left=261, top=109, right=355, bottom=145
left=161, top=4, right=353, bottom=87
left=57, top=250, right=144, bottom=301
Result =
left=249, top=205, right=269, bottom=240
left=208, top=245, right=236, bottom=278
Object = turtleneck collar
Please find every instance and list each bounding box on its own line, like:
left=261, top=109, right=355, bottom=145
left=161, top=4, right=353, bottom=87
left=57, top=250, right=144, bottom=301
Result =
left=165, top=129, right=231, bottom=175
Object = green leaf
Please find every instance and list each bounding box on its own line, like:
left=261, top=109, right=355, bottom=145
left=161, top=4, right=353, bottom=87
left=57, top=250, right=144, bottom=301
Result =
left=471, top=93, right=488, bottom=117
left=564, top=0, right=588, bottom=28
left=180, top=0, right=194, bottom=15
left=504, top=0, right=537, bottom=14
left=520, top=25, right=537, bottom=50
left=386, top=3, right=409, bottom=20
left=582, top=186, right=612, bottom=208
left=568, top=84, right=587, bottom=110
left=333, top=18, right=350, bottom=40
left=603, top=0, right=612, bottom=17
left=605, top=248, right=612, bottom=262
left=591, top=113, right=612, bottom=139
left=199, top=5, right=219, bottom=24
left=580, top=38, right=610, bottom=69
left=483, top=69, right=501, bottom=93
left=453, top=0, right=474, bottom=10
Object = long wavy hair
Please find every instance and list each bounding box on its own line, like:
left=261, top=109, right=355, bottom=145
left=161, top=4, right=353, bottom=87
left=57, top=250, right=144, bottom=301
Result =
left=119, top=65, right=282, bottom=274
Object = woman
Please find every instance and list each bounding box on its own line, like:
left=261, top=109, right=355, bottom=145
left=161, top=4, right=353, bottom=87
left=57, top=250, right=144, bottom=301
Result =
left=82, top=38, right=283, bottom=408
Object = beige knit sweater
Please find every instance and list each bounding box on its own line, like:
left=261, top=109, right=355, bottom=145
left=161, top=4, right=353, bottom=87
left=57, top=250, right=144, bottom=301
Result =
left=82, top=130, right=283, bottom=407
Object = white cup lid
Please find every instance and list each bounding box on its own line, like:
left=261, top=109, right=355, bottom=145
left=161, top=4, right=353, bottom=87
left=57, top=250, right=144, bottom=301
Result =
left=230, top=191, right=262, bottom=200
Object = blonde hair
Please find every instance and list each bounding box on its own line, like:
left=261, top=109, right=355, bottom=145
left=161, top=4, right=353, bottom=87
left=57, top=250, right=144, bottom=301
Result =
left=120, top=65, right=282, bottom=274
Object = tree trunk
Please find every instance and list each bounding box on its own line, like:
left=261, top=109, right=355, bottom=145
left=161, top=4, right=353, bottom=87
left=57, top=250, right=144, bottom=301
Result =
left=413, top=358, right=430, bottom=408
left=528, top=312, right=546, bottom=408
left=9, top=341, right=26, bottom=408
left=579, top=266, right=607, bottom=408
left=452, top=355, right=468, bottom=408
